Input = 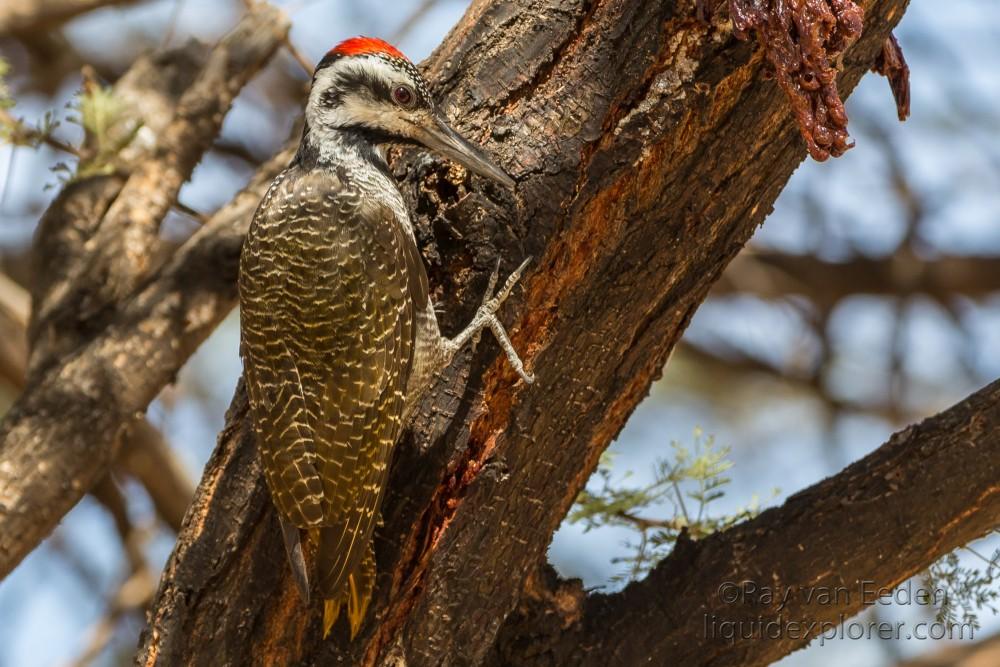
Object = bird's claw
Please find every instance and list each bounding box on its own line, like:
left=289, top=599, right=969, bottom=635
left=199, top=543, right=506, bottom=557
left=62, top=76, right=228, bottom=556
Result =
left=474, top=257, right=534, bottom=384
left=446, top=257, right=534, bottom=384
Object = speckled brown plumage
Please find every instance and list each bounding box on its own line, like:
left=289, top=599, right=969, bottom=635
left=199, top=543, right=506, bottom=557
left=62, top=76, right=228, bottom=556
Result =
left=239, top=160, right=427, bottom=635
left=238, top=35, right=530, bottom=641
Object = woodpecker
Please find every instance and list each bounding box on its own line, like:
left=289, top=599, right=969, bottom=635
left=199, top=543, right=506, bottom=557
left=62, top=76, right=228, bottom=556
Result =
left=239, top=36, right=532, bottom=640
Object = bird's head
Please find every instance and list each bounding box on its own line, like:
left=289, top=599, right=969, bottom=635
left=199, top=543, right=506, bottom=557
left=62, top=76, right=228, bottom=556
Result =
left=305, top=36, right=514, bottom=188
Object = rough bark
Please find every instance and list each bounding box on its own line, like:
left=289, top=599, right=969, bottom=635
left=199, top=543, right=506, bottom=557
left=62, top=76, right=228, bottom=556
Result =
left=135, top=1, right=920, bottom=666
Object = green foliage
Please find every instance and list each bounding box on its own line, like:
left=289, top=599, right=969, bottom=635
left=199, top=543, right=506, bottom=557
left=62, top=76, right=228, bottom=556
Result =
left=0, top=60, right=140, bottom=181
left=922, top=544, right=1000, bottom=630
left=69, top=82, right=142, bottom=178
left=570, top=430, right=770, bottom=583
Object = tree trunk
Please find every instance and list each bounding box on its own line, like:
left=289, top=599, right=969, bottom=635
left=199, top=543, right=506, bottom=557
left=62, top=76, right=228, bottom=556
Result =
left=131, top=1, right=944, bottom=666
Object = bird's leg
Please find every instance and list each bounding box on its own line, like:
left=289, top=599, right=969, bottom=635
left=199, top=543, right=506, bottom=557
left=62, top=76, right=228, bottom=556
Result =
left=440, top=257, right=534, bottom=384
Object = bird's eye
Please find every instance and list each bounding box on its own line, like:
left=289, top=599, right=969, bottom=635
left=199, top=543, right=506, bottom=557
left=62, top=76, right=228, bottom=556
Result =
left=392, top=85, right=415, bottom=107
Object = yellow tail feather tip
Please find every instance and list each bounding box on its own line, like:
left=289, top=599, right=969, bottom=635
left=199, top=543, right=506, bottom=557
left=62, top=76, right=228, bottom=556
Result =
left=347, top=572, right=371, bottom=640
left=320, top=546, right=375, bottom=640
left=322, top=599, right=340, bottom=639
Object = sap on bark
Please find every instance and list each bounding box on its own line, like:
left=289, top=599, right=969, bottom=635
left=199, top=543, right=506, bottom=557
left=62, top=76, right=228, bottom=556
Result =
left=697, top=0, right=909, bottom=161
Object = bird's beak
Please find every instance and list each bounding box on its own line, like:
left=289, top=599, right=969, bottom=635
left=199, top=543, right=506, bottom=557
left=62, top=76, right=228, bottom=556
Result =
left=416, top=113, right=516, bottom=189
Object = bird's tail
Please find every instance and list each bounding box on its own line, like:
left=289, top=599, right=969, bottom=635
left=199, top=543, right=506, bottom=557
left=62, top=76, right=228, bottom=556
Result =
left=315, top=529, right=376, bottom=640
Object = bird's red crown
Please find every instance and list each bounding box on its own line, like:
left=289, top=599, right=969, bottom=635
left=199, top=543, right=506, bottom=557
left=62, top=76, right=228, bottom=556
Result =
left=328, top=36, right=408, bottom=62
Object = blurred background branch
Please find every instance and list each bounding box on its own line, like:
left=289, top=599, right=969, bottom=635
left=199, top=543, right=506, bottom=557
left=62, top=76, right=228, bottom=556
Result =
left=0, top=0, right=141, bottom=38
left=0, top=268, right=193, bottom=531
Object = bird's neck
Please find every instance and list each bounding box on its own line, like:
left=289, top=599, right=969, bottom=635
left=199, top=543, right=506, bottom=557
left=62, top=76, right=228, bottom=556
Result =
left=295, top=122, right=393, bottom=180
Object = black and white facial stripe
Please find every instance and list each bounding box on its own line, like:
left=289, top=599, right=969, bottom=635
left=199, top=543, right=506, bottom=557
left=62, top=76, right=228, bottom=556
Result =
left=305, top=51, right=434, bottom=140
left=298, top=42, right=516, bottom=188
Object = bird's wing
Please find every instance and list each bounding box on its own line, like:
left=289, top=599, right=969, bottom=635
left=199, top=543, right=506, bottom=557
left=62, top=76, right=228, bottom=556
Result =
left=240, top=167, right=421, bottom=601
left=312, top=199, right=420, bottom=600
left=241, top=168, right=328, bottom=529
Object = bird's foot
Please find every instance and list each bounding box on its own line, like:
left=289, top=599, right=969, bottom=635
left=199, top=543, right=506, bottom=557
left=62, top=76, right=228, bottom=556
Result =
left=442, top=257, right=534, bottom=384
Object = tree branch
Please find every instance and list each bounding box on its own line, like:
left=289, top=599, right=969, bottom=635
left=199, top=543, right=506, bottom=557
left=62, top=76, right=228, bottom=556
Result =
left=86, top=4, right=286, bottom=295
left=29, top=3, right=289, bottom=380
left=27, top=41, right=210, bottom=377
left=490, top=379, right=1000, bottom=666
left=0, top=0, right=141, bottom=36
left=136, top=0, right=913, bottom=665
left=716, top=252, right=1000, bottom=307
